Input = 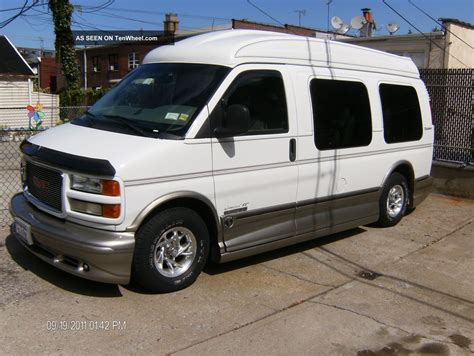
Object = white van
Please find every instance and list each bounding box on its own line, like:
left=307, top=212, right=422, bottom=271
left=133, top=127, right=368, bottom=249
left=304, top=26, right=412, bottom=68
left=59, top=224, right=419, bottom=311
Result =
left=10, top=30, right=433, bottom=292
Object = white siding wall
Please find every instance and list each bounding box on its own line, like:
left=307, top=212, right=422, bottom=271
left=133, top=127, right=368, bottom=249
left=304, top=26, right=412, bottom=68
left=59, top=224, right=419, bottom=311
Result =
left=0, top=78, right=59, bottom=129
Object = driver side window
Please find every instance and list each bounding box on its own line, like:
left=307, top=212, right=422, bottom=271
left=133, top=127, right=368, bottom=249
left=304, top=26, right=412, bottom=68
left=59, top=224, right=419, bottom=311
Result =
left=214, top=70, right=289, bottom=135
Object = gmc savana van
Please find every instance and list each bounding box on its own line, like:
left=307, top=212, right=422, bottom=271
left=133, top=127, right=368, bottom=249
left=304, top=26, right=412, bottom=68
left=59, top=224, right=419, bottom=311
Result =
left=10, top=30, right=433, bottom=292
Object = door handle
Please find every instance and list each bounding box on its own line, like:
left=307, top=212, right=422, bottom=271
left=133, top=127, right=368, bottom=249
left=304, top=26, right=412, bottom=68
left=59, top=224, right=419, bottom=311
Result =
left=289, top=138, right=296, bottom=162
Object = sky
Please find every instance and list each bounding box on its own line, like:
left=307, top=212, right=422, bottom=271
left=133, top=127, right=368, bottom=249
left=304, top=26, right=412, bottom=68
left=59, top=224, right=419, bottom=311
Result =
left=1, top=0, right=473, bottom=49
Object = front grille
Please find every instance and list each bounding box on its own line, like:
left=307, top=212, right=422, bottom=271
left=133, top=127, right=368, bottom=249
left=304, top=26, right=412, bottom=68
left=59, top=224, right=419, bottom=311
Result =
left=26, top=161, right=63, bottom=211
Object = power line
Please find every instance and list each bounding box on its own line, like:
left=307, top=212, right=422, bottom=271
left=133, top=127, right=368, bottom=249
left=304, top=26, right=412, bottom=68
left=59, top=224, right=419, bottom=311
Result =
left=0, top=0, right=44, bottom=12
left=246, top=0, right=286, bottom=27
left=105, top=7, right=230, bottom=22
left=22, top=14, right=49, bottom=31
left=0, top=0, right=41, bottom=28
left=73, top=1, right=115, bottom=14
left=382, top=0, right=469, bottom=68
left=92, top=10, right=162, bottom=27
left=73, top=12, right=130, bottom=31
left=407, top=0, right=473, bottom=49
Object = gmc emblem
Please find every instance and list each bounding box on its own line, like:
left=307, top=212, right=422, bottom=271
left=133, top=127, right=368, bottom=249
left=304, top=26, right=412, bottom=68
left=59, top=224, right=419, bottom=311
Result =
left=32, top=176, right=50, bottom=192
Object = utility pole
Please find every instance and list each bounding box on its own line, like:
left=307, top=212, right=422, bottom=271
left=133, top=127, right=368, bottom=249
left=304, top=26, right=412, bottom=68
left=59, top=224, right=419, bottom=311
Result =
left=83, top=46, right=87, bottom=89
left=49, top=0, right=80, bottom=90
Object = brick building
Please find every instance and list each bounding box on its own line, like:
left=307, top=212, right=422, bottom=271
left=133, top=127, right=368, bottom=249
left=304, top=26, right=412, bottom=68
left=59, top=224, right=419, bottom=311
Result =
left=232, top=19, right=348, bottom=40
left=75, top=13, right=179, bottom=89
left=39, top=57, right=65, bottom=92
left=75, top=42, right=161, bottom=89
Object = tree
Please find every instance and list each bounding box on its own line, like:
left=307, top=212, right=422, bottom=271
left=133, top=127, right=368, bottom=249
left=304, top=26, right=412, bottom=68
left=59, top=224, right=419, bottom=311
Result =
left=49, top=0, right=80, bottom=90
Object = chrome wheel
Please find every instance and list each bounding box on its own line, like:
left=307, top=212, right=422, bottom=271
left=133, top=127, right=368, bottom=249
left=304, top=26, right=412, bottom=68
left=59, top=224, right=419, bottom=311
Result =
left=153, top=227, right=196, bottom=278
left=386, top=184, right=404, bottom=218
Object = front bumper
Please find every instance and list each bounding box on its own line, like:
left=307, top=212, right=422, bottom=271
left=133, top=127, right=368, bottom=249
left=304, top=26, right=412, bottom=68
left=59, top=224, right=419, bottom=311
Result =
left=9, top=193, right=135, bottom=284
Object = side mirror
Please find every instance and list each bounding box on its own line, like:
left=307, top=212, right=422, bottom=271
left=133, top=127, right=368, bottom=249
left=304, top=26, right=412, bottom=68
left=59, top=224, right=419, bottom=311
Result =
left=213, top=104, right=250, bottom=138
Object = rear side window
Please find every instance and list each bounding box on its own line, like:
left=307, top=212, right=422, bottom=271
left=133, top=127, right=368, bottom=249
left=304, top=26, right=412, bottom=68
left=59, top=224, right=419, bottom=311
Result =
left=380, top=84, right=422, bottom=143
left=310, top=79, right=372, bottom=150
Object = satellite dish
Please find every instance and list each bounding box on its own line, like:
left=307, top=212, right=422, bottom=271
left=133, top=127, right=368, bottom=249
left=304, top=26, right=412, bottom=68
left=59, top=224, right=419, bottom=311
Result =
left=351, top=15, right=366, bottom=30
left=336, top=23, right=351, bottom=34
left=387, top=23, right=400, bottom=35
left=331, top=16, right=343, bottom=30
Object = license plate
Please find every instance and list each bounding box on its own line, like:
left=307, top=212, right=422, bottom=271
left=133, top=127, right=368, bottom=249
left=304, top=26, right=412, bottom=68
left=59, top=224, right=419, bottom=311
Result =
left=14, top=218, right=33, bottom=245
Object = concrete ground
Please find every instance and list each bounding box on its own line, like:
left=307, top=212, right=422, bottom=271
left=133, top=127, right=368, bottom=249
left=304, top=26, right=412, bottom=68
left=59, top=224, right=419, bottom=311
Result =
left=0, top=193, right=473, bottom=355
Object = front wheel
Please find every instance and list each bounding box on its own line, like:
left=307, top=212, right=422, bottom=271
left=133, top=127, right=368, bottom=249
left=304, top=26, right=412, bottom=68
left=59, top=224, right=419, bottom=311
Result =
left=132, top=207, right=209, bottom=293
left=377, top=172, right=409, bottom=227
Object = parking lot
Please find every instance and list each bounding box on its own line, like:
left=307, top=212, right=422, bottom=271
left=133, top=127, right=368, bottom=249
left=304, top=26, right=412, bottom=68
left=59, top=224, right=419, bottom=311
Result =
left=0, top=193, right=473, bottom=355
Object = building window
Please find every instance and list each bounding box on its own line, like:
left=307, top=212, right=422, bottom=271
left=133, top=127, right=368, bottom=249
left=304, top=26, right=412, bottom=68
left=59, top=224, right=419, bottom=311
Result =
left=128, top=52, right=140, bottom=70
left=49, top=76, right=57, bottom=93
left=108, top=54, right=119, bottom=71
left=380, top=84, right=422, bottom=143
left=223, top=70, right=288, bottom=135
left=310, top=79, right=372, bottom=150
left=92, top=56, right=101, bottom=72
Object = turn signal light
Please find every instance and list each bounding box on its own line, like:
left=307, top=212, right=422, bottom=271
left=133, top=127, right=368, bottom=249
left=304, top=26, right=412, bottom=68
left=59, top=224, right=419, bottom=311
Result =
left=102, top=180, right=120, bottom=196
left=102, top=204, right=121, bottom=218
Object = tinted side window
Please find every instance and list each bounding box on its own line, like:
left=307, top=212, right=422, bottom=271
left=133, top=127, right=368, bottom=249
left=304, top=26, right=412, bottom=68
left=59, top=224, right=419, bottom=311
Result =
left=310, top=79, right=372, bottom=150
left=380, top=84, right=422, bottom=143
left=225, top=71, right=288, bottom=135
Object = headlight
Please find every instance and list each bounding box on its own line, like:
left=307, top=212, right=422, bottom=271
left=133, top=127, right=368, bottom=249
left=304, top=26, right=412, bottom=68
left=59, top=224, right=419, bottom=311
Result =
left=70, top=174, right=120, bottom=196
left=71, top=175, right=101, bottom=194
left=69, top=199, right=121, bottom=218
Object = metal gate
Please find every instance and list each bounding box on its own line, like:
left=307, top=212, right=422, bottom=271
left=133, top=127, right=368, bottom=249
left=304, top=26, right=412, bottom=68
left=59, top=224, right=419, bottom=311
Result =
left=420, top=69, right=473, bottom=164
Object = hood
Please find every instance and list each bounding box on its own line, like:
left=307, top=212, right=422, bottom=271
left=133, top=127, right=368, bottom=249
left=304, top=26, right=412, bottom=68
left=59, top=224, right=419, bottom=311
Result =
left=27, top=123, right=209, bottom=182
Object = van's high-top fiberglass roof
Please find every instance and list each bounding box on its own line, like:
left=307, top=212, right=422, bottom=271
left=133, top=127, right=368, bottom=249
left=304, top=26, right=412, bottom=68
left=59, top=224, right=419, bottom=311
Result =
left=143, top=29, right=419, bottom=78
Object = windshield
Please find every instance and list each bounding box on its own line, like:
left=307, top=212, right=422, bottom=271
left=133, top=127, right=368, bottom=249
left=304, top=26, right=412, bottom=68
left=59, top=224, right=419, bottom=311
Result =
left=73, top=63, right=230, bottom=138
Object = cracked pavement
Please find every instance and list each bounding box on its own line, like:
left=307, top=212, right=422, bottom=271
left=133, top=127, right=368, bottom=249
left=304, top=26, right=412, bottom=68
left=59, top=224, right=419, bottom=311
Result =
left=0, top=193, right=473, bottom=355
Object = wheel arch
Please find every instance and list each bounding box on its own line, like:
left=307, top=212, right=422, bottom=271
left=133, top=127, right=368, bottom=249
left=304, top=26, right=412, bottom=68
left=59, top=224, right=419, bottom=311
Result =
left=381, top=160, right=415, bottom=207
left=128, top=192, right=222, bottom=261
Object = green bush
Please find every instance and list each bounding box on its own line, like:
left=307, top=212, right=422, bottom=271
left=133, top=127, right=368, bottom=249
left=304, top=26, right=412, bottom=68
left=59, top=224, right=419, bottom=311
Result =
left=58, top=88, right=108, bottom=121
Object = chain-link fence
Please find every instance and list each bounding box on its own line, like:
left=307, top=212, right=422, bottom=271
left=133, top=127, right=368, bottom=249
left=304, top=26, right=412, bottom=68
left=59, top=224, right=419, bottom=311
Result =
left=420, top=68, right=473, bottom=164
left=0, top=106, right=88, bottom=228
left=0, top=130, right=34, bottom=228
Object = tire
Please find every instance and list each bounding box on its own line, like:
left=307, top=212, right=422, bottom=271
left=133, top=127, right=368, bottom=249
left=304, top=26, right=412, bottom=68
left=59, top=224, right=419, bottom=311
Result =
left=377, top=172, right=409, bottom=227
left=132, top=207, right=209, bottom=293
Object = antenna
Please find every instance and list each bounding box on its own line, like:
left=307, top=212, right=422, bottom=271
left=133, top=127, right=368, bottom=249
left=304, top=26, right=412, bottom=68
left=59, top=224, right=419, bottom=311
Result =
left=336, top=23, right=351, bottom=34
left=350, top=15, right=366, bottom=30
left=326, top=0, right=334, bottom=31
left=294, top=9, right=306, bottom=27
left=330, top=16, right=343, bottom=30
left=386, top=22, right=400, bottom=35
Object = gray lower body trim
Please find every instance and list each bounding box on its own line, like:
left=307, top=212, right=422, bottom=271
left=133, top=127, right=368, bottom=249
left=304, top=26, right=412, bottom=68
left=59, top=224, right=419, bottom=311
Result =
left=223, top=207, right=295, bottom=252
left=295, top=189, right=380, bottom=235
left=220, top=215, right=377, bottom=263
left=220, top=187, right=380, bottom=261
left=9, top=194, right=135, bottom=284
left=412, top=176, right=433, bottom=208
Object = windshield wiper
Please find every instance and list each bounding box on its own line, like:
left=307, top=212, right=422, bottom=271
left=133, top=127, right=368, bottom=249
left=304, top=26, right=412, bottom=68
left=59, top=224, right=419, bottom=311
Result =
left=102, top=114, right=154, bottom=138
left=85, top=110, right=96, bottom=118
left=76, top=109, right=96, bottom=127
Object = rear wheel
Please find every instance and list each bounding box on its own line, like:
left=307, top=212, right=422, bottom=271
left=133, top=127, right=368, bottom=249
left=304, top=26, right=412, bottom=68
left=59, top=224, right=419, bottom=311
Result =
left=132, top=207, right=209, bottom=293
left=377, top=173, right=409, bottom=227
